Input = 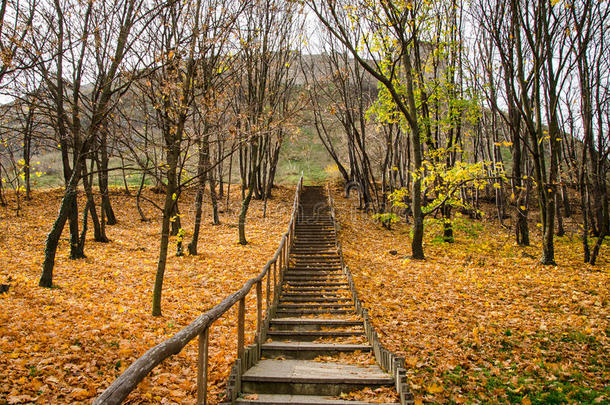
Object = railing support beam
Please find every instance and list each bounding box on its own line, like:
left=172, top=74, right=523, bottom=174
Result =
left=196, top=327, right=210, bottom=405
left=237, top=297, right=245, bottom=361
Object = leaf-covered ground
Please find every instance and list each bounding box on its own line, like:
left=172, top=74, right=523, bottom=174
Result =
left=0, top=186, right=294, bottom=404
left=333, top=187, right=609, bottom=405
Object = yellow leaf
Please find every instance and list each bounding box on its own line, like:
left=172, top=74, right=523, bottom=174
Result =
left=522, top=396, right=532, bottom=405
left=426, top=383, right=444, bottom=394
left=70, top=388, right=91, bottom=400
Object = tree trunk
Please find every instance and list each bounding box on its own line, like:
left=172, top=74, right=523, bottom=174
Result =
left=23, top=118, right=32, bottom=200
left=152, top=148, right=179, bottom=316
left=442, top=205, right=454, bottom=243
left=561, top=184, right=571, bottom=217
left=68, top=193, right=85, bottom=259
left=590, top=185, right=608, bottom=265
left=187, top=151, right=207, bottom=255
left=209, top=173, right=220, bottom=225
left=79, top=200, right=90, bottom=251
left=580, top=179, right=591, bottom=263
left=119, top=149, right=131, bottom=195
left=203, top=135, right=219, bottom=225
left=0, top=165, right=6, bottom=206
left=239, top=171, right=256, bottom=245
left=152, top=191, right=173, bottom=316
left=404, top=53, right=425, bottom=260
left=136, top=170, right=149, bottom=222
left=82, top=162, right=107, bottom=242
left=555, top=192, right=565, bottom=237
left=40, top=170, right=80, bottom=287
left=170, top=203, right=181, bottom=236
left=98, top=133, right=117, bottom=225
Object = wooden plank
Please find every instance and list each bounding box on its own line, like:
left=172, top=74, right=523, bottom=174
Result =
left=256, top=281, right=262, bottom=336
left=196, top=327, right=209, bottom=405
left=266, top=270, right=271, bottom=311
left=273, top=261, right=277, bottom=298
left=238, top=297, right=245, bottom=361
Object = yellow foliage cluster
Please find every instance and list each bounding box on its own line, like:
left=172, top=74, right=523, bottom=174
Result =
left=334, top=186, right=609, bottom=404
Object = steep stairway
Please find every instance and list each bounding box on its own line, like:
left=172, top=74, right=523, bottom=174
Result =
left=236, top=186, right=400, bottom=404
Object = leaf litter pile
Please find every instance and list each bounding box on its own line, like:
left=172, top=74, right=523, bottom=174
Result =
left=333, top=187, right=609, bottom=404
left=0, top=186, right=294, bottom=404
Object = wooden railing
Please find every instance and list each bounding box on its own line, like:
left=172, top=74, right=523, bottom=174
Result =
left=326, top=184, right=414, bottom=405
left=94, top=176, right=304, bottom=405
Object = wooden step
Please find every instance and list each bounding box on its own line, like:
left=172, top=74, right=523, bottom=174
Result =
left=285, top=273, right=343, bottom=279
left=285, top=270, right=343, bottom=276
left=291, top=254, right=340, bottom=258
left=285, top=281, right=348, bottom=287
left=266, top=330, right=364, bottom=342
left=235, top=393, right=399, bottom=404
left=280, top=293, right=348, bottom=301
left=283, top=287, right=348, bottom=293
left=262, top=342, right=371, bottom=360
left=293, top=240, right=335, bottom=243
left=240, top=360, right=393, bottom=396
left=291, top=246, right=336, bottom=250
left=270, top=318, right=363, bottom=330
left=275, top=309, right=355, bottom=317
left=283, top=275, right=344, bottom=281
left=293, top=245, right=335, bottom=248
left=291, top=263, right=341, bottom=266
left=278, top=303, right=353, bottom=310
left=279, top=297, right=351, bottom=304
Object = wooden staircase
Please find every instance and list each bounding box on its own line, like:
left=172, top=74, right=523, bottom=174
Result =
left=234, top=186, right=408, bottom=404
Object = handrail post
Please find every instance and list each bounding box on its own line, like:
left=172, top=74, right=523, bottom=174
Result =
left=281, top=243, right=286, bottom=280
left=266, top=269, right=271, bottom=310
left=273, top=261, right=277, bottom=298
left=237, top=297, right=245, bottom=363
left=256, top=281, right=262, bottom=336
left=278, top=248, right=283, bottom=281
left=196, top=327, right=210, bottom=405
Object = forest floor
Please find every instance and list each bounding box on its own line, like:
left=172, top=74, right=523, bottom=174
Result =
left=1, top=183, right=608, bottom=405
left=0, top=185, right=295, bottom=404
left=332, top=185, right=610, bottom=405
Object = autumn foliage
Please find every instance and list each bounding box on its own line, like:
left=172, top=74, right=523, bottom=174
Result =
left=0, top=187, right=293, bottom=404
left=333, top=186, right=609, bottom=404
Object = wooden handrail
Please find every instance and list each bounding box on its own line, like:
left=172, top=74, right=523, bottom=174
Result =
left=94, top=176, right=303, bottom=405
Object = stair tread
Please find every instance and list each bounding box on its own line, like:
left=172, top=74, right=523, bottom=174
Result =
left=241, top=360, right=392, bottom=384
left=262, top=342, right=370, bottom=351
left=271, top=318, right=362, bottom=325
left=280, top=297, right=350, bottom=301
left=278, top=304, right=353, bottom=308
left=267, top=330, right=363, bottom=336
left=235, top=394, right=399, bottom=404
